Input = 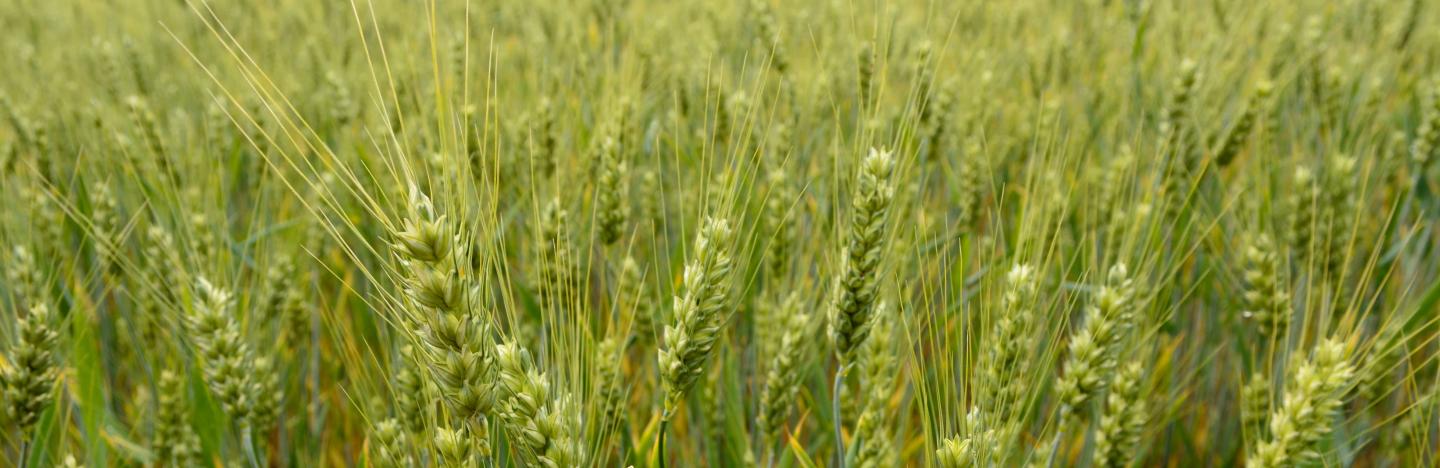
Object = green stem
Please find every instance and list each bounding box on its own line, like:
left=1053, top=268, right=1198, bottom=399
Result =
left=241, top=423, right=261, bottom=468
left=1045, top=428, right=1066, bottom=468
left=657, top=414, right=671, bottom=468
left=832, top=363, right=849, bottom=468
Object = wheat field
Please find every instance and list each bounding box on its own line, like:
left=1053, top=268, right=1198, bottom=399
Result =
left=0, top=0, right=1438, bottom=466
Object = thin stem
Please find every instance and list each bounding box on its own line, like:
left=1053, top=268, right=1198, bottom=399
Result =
left=1044, top=410, right=1077, bottom=468
left=657, top=414, right=671, bottom=468
left=241, top=423, right=261, bottom=468
left=1045, top=428, right=1066, bottom=468
left=832, top=363, right=849, bottom=468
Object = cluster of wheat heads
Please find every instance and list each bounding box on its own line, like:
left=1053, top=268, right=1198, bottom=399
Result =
left=2, top=0, right=1440, bottom=466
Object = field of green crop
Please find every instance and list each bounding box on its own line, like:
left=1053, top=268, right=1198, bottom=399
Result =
left=1, top=0, right=1439, bottom=466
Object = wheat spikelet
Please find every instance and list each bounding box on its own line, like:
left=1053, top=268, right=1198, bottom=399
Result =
left=857, top=41, right=876, bottom=110
left=186, top=278, right=258, bottom=426
left=151, top=369, right=200, bottom=466
left=1318, top=153, right=1357, bottom=277
left=595, top=136, right=629, bottom=246
left=1056, top=263, right=1134, bottom=422
left=4, top=246, right=42, bottom=309
left=495, top=341, right=580, bottom=467
left=2, top=303, right=59, bottom=437
left=935, top=409, right=1005, bottom=468
left=829, top=148, right=896, bottom=364
left=852, top=301, right=898, bottom=468
left=1413, top=80, right=1440, bottom=169
left=619, top=255, right=654, bottom=344
left=394, top=347, right=434, bottom=436
left=392, top=197, right=497, bottom=433
left=763, top=169, right=796, bottom=281
left=251, top=355, right=282, bottom=432
left=433, top=425, right=476, bottom=468
left=749, top=0, right=787, bottom=74
left=1241, top=372, right=1272, bottom=443
left=1092, top=362, right=1147, bottom=468
left=87, top=179, right=121, bottom=267
left=595, top=334, right=627, bottom=433
left=758, top=292, right=807, bottom=449
left=1246, top=338, right=1354, bottom=467
left=1286, top=166, right=1319, bottom=260
left=535, top=198, right=581, bottom=310
left=371, top=418, right=412, bottom=468
left=1359, top=324, right=1404, bottom=404
left=978, top=263, right=1038, bottom=422
left=953, top=137, right=987, bottom=231
left=1214, top=81, right=1266, bottom=167
left=658, top=216, right=735, bottom=414
left=1240, top=233, right=1290, bottom=343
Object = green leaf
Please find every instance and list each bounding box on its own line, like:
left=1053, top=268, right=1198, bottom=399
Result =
left=70, top=300, right=109, bottom=466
